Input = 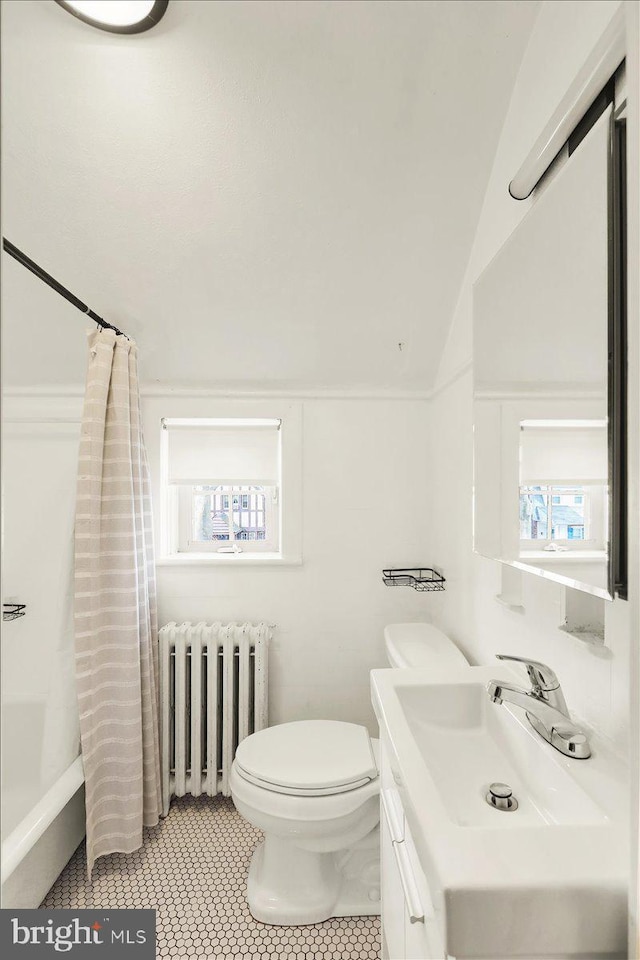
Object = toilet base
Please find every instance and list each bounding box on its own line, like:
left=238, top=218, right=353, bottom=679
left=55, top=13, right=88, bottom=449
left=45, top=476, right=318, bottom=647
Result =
left=246, top=828, right=381, bottom=926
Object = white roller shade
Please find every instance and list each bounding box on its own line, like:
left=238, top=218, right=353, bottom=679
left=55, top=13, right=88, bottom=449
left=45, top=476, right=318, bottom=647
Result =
left=520, top=422, right=607, bottom=484
left=165, top=420, right=280, bottom=485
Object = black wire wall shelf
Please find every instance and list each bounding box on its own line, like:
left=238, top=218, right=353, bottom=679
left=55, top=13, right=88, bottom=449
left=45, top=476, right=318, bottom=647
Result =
left=3, top=603, right=26, bottom=621
left=382, top=568, right=446, bottom=592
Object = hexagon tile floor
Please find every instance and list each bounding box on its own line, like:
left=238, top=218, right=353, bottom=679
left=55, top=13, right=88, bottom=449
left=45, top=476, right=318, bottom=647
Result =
left=41, top=795, right=381, bottom=958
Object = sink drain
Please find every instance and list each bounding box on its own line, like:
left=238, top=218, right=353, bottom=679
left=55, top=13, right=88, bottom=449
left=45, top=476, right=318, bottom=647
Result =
left=486, top=782, right=518, bottom=811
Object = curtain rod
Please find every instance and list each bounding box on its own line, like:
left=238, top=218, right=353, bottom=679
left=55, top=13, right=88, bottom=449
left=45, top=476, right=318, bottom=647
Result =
left=2, top=237, right=128, bottom=338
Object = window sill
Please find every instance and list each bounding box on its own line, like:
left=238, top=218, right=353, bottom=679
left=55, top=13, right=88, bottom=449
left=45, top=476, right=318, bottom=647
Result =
left=519, top=550, right=607, bottom=562
left=156, top=552, right=302, bottom=567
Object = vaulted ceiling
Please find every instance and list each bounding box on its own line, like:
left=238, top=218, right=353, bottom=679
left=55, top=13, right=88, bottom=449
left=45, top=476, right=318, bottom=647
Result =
left=2, top=0, right=539, bottom=391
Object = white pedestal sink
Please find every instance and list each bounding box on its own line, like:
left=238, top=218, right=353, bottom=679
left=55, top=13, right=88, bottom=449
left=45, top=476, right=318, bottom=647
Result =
left=371, top=665, right=628, bottom=960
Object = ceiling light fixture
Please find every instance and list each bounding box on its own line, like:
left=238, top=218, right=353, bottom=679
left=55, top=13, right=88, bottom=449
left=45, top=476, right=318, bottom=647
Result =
left=55, top=1, right=169, bottom=34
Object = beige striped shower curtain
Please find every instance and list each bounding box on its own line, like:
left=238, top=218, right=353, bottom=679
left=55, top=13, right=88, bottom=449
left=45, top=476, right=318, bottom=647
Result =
left=74, top=328, right=162, bottom=875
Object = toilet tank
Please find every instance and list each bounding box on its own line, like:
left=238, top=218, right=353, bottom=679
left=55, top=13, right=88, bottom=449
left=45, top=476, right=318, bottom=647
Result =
left=384, top=622, right=468, bottom=669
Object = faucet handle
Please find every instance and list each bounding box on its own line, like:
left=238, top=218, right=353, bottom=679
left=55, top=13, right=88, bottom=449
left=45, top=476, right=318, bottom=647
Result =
left=495, top=655, right=560, bottom=693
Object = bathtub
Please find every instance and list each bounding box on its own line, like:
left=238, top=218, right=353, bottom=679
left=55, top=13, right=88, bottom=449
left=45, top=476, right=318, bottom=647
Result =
left=1, top=699, right=85, bottom=908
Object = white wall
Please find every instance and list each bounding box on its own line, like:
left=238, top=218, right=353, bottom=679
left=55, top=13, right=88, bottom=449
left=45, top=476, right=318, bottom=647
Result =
left=429, top=0, right=635, bottom=753
left=3, top=390, right=435, bottom=739
left=3, top=390, right=436, bottom=737
left=1, top=398, right=81, bottom=793
left=149, top=395, right=435, bottom=734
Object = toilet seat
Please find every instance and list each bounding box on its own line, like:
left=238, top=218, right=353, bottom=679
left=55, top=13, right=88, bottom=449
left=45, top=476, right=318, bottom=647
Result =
left=234, top=720, right=378, bottom=797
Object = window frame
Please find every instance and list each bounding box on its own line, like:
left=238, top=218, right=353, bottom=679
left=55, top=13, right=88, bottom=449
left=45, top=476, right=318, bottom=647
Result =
left=148, top=398, right=302, bottom=566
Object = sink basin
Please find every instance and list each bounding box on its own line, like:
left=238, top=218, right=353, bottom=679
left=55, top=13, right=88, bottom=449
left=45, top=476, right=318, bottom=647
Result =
left=371, top=665, right=628, bottom=959
left=398, top=682, right=608, bottom=828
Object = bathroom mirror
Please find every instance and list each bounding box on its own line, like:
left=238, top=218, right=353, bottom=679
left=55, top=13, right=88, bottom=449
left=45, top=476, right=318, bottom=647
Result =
left=473, top=104, right=624, bottom=601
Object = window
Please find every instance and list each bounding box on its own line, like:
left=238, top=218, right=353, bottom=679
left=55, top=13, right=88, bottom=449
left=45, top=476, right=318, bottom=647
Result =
left=151, top=400, right=302, bottom=564
left=517, top=419, right=608, bottom=554
left=519, top=485, right=591, bottom=544
left=163, top=418, right=281, bottom=555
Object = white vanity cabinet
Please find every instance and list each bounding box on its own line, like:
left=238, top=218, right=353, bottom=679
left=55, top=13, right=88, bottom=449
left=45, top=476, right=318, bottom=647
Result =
left=380, top=740, right=445, bottom=960
left=373, top=666, right=628, bottom=960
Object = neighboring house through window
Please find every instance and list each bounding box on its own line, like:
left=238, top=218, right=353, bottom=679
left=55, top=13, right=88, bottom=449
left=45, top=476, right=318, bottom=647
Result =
left=519, top=483, right=607, bottom=550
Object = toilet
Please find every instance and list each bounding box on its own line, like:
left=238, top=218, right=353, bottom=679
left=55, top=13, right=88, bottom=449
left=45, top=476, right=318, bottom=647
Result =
left=229, top=622, right=469, bottom=925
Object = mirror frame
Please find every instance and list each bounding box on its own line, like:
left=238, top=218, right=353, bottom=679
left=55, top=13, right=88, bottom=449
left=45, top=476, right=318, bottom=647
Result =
left=609, top=111, right=627, bottom=599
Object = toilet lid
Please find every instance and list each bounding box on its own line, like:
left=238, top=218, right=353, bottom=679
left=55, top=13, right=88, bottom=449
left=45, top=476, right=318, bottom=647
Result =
left=234, top=720, right=377, bottom=795
left=384, top=623, right=469, bottom=669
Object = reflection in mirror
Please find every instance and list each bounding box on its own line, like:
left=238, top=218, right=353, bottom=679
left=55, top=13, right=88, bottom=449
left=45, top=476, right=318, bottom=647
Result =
left=473, top=105, right=613, bottom=599
left=518, top=420, right=608, bottom=592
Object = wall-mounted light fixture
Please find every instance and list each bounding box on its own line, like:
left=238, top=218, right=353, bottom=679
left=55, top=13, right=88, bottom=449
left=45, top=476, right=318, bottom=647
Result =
left=54, top=1, right=169, bottom=35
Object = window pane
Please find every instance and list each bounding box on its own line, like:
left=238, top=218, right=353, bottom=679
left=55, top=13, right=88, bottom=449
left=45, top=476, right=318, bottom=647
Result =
left=520, top=484, right=589, bottom=543
left=191, top=484, right=268, bottom=543
left=193, top=492, right=213, bottom=541
left=552, top=496, right=585, bottom=541
left=519, top=489, right=548, bottom=539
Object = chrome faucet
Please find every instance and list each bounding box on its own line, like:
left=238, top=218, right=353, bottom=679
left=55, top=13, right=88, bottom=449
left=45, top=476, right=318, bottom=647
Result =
left=487, top=655, right=591, bottom=759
